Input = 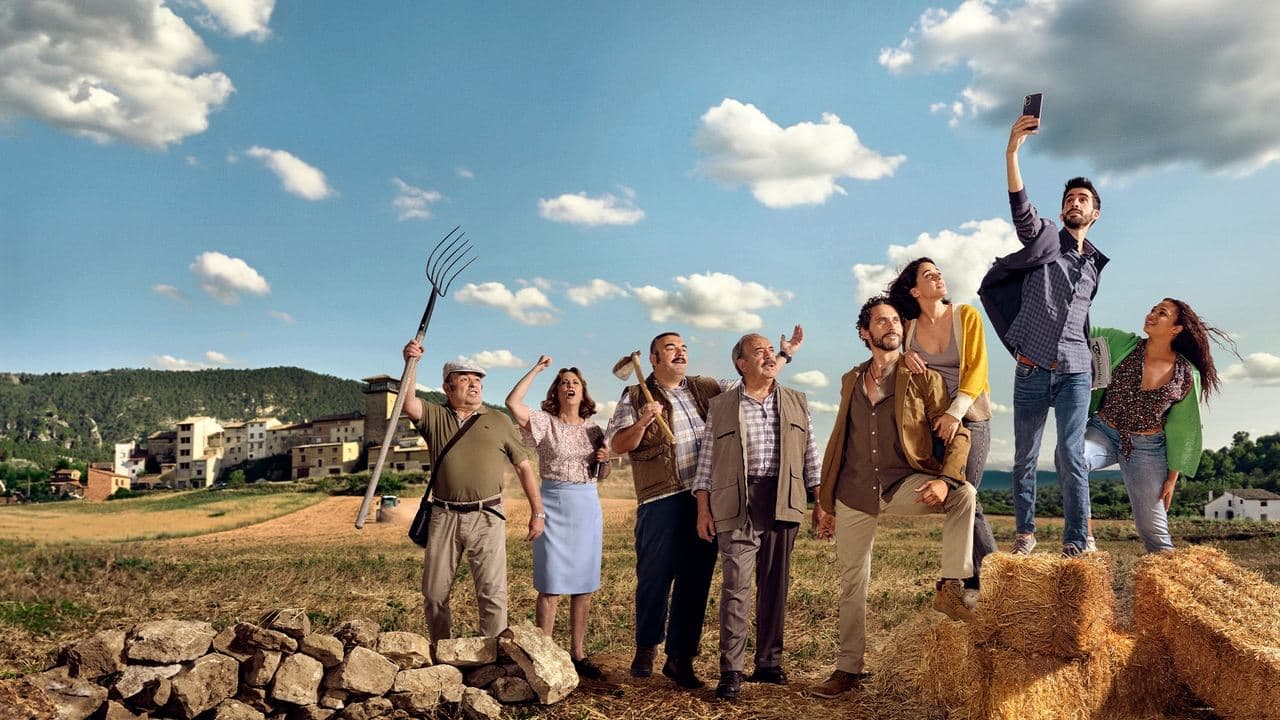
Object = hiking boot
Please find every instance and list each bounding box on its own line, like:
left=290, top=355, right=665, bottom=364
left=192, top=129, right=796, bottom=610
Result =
left=573, top=656, right=607, bottom=681
left=629, top=645, right=657, bottom=678
left=1010, top=533, right=1037, bottom=555
left=716, top=671, right=743, bottom=701
left=662, top=656, right=705, bottom=690
left=932, top=579, right=974, bottom=622
left=1084, top=535, right=1098, bottom=553
left=809, top=669, right=867, bottom=698
left=745, top=665, right=789, bottom=685
left=1062, top=543, right=1084, bottom=558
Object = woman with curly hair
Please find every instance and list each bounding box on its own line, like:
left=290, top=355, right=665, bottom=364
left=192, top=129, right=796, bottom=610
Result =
left=1085, top=298, right=1230, bottom=553
left=506, top=357, right=611, bottom=678
left=888, top=257, right=998, bottom=587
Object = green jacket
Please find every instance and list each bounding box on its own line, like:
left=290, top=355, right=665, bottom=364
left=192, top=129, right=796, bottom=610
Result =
left=1089, top=328, right=1203, bottom=477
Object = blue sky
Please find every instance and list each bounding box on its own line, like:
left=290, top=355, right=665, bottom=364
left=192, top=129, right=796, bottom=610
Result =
left=3, top=0, right=1279, bottom=468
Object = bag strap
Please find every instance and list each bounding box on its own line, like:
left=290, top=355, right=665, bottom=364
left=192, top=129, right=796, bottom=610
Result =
left=425, top=412, right=480, bottom=495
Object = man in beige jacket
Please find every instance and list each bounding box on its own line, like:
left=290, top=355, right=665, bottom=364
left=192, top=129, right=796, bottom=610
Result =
left=810, top=297, right=976, bottom=699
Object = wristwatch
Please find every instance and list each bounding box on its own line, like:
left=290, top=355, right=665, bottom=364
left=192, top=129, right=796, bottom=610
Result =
left=532, top=512, right=547, bottom=519
left=778, top=351, right=792, bottom=363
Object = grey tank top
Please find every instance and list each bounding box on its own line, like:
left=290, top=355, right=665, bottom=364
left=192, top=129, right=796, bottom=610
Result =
left=911, top=323, right=961, bottom=400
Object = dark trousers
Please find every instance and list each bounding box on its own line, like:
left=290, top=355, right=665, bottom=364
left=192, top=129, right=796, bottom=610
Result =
left=634, top=492, right=718, bottom=658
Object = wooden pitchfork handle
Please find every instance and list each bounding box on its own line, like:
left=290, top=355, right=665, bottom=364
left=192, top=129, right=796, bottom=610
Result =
left=630, top=353, right=676, bottom=444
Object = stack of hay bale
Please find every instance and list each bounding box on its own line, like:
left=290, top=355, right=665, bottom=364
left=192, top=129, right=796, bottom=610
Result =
left=1133, top=545, right=1280, bottom=720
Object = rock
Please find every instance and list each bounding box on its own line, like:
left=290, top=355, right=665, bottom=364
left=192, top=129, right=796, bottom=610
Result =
left=318, top=689, right=346, bottom=710
left=391, top=665, right=463, bottom=695
left=334, top=697, right=391, bottom=720
left=211, top=699, right=267, bottom=720
left=270, top=653, right=324, bottom=707
left=167, top=653, right=239, bottom=719
left=66, top=629, right=126, bottom=679
left=388, top=691, right=440, bottom=713
left=287, top=706, right=334, bottom=720
left=460, top=687, right=503, bottom=720
left=299, top=634, right=344, bottom=669
left=439, top=681, right=464, bottom=704
left=433, top=637, right=497, bottom=667
left=131, top=678, right=171, bottom=712
left=0, top=679, right=59, bottom=720
left=498, top=624, right=577, bottom=704
left=463, top=664, right=505, bottom=688
left=373, top=632, right=431, bottom=670
left=499, top=662, right=523, bottom=678
left=324, top=646, right=398, bottom=696
left=332, top=620, right=379, bottom=651
left=126, top=620, right=216, bottom=664
left=26, top=666, right=108, bottom=720
left=243, top=650, right=283, bottom=688
left=111, top=663, right=182, bottom=700
left=101, top=700, right=148, bottom=720
left=233, top=623, right=299, bottom=654
left=234, top=685, right=272, bottom=713
left=260, top=609, right=312, bottom=640
left=490, top=676, right=536, bottom=704
left=212, top=627, right=254, bottom=663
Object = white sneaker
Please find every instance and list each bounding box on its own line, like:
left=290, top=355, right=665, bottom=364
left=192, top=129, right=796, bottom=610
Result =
left=1010, top=533, right=1037, bottom=555
left=1084, top=535, right=1098, bottom=553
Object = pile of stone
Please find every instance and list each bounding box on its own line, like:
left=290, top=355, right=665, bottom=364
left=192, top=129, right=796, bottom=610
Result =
left=11, top=609, right=578, bottom=720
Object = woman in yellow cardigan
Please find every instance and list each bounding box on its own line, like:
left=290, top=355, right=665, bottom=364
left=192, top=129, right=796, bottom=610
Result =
left=888, top=257, right=997, bottom=587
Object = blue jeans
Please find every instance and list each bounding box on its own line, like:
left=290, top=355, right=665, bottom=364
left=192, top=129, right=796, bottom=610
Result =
left=1083, top=416, right=1173, bottom=553
left=1011, top=364, right=1091, bottom=550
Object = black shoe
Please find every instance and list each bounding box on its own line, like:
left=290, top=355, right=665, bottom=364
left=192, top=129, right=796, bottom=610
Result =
left=716, top=671, right=743, bottom=701
left=630, top=645, right=657, bottom=678
left=745, top=665, right=789, bottom=685
left=573, top=656, right=607, bottom=681
left=661, top=656, right=705, bottom=690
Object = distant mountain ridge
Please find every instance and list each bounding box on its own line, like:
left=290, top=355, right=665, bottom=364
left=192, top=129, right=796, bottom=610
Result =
left=0, top=367, right=450, bottom=465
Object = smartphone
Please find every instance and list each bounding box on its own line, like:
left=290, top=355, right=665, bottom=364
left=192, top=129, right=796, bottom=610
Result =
left=1023, top=92, right=1043, bottom=120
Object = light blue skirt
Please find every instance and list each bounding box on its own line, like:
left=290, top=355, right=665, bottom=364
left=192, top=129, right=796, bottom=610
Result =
left=533, top=480, right=603, bottom=595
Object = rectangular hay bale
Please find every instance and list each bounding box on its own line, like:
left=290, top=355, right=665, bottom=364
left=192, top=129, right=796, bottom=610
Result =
left=1132, top=545, right=1280, bottom=720
left=970, top=551, right=1114, bottom=658
left=867, top=615, right=976, bottom=719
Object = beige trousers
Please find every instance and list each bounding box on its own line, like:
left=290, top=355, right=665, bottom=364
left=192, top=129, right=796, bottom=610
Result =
left=834, top=475, right=975, bottom=673
left=422, top=504, right=508, bottom=642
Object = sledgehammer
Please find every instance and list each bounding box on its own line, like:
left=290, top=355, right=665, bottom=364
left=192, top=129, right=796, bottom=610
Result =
left=611, top=352, right=676, bottom=444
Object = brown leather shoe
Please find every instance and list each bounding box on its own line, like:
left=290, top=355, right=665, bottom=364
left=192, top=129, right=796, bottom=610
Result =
left=630, top=645, right=657, bottom=678
left=933, top=578, right=975, bottom=622
left=809, top=669, right=867, bottom=698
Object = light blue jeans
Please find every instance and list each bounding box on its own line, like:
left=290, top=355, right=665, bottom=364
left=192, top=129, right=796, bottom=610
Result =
left=1011, top=364, right=1092, bottom=550
left=1083, top=416, right=1174, bottom=553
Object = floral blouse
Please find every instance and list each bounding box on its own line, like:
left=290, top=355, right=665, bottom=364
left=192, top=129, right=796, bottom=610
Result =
left=1098, top=340, right=1191, bottom=458
left=522, top=409, right=604, bottom=484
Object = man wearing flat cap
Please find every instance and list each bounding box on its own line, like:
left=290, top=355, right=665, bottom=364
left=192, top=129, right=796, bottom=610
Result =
left=402, top=339, right=545, bottom=642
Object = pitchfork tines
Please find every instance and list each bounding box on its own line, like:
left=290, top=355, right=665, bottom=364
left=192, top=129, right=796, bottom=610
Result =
left=427, top=225, right=476, bottom=296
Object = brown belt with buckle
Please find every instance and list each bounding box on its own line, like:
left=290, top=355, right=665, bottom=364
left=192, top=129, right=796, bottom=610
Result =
left=432, top=496, right=502, bottom=513
left=1016, top=353, right=1057, bottom=370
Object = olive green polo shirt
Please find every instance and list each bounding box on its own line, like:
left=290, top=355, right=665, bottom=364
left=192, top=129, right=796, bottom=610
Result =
left=415, top=404, right=528, bottom=502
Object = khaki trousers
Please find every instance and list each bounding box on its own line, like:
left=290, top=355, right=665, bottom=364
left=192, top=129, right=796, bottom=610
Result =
left=834, top=475, right=975, bottom=673
left=422, top=504, right=507, bottom=642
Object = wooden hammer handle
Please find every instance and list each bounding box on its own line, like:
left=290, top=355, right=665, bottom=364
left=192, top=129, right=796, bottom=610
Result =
left=630, top=355, right=677, bottom=444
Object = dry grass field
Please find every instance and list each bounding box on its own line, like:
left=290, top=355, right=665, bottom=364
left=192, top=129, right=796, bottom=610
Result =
left=2, top=471, right=1277, bottom=719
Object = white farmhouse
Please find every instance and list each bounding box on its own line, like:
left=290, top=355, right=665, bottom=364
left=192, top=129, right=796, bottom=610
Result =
left=1203, top=489, right=1280, bottom=522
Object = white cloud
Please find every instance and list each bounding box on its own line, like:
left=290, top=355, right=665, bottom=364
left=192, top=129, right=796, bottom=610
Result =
left=268, top=310, right=294, bottom=323
left=456, top=167, right=474, bottom=180
left=204, top=350, right=234, bottom=365
left=415, top=383, right=441, bottom=394
left=566, top=279, right=628, bottom=307
left=1222, top=353, right=1280, bottom=386
left=810, top=400, right=841, bottom=414
left=391, top=177, right=442, bottom=220
left=595, top=400, right=619, bottom=422
left=244, top=146, right=334, bottom=200
left=152, top=354, right=206, bottom=371
left=455, top=282, right=557, bottom=325
left=189, top=251, right=270, bottom=304
left=185, top=155, right=199, bottom=167
left=791, top=370, right=830, bottom=389
left=851, top=217, right=1020, bottom=303
left=457, top=349, right=525, bottom=369
left=882, top=0, right=1280, bottom=175
left=152, top=284, right=187, bottom=304
left=990, top=401, right=1012, bottom=415
left=538, top=191, right=645, bottom=226
left=694, top=98, right=905, bottom=208
left=197, top=0, right=275, bottom=40
left=632, top=272, right=792, bottom=331
left=0, top=0, right=234, bottom=149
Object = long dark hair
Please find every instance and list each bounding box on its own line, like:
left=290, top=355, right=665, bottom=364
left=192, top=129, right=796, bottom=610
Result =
left=886, top=257, right=950, bottom=321
left=1165, top=298, right=1236, bottom=403
left=540, top=368, right=596, bottom=419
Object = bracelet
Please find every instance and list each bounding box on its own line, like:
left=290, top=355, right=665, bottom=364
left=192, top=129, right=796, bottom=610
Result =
left=778, top=351, right=792, bottom=363
left=532, top=512, right=547, bottom=519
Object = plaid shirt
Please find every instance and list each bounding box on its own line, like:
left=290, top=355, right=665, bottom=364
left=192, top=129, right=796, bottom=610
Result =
left=691, top=384, right=822, bottom=494
left=605, top=378, right=737, bottom=503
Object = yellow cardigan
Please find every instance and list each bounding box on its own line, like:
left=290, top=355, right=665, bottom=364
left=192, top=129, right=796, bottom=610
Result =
left=905, top=303, right=992, bottom=421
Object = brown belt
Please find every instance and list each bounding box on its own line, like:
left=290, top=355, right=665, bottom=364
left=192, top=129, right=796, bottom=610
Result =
left=1016, top=353, right=1057, bottom=371
left=432, top=496, right=502, bottom=513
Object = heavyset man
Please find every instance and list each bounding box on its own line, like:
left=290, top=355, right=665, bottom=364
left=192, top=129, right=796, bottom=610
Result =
left=606, top=328, right=800, bottom=690
left=692, top=333, right=820, bottom=701
left=979, top=114, right=1110, bottom=557
left=810, top=298, right=976, bottom=699
left=401, top=340, right=545, bottom=642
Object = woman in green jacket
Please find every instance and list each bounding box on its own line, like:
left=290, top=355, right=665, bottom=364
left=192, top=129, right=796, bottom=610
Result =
left=1086, top=298, right=1227, bottom=552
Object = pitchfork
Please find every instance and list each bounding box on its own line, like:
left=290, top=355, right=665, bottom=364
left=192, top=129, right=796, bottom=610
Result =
left=355, top=226, right=475, bottom=529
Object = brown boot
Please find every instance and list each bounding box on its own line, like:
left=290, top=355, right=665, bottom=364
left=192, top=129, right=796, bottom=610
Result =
left=809, top=669, right=867, bottom=698
left=933, top=578, right=974, bottom=622
left=630, top=645, right=657, bottom=678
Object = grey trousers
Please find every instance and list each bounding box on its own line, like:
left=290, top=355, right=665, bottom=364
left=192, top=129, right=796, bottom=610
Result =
left=422, top=503, right=508, bottom=643
left=716, top=480, right=799, bottom=673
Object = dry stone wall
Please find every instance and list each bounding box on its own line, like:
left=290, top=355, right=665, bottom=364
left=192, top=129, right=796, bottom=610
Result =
left=4, top=610, right=578, bottom=720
